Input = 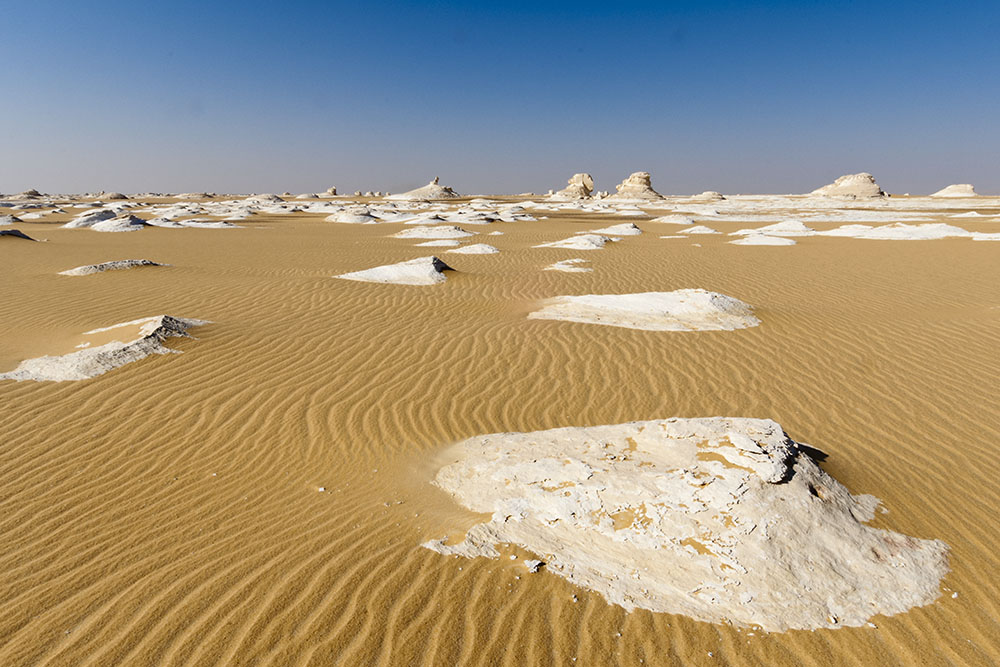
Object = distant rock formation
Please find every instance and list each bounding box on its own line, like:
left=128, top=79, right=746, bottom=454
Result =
left=387, top=177, right=461, bottom=201
left=100, top=192, right=129, bottom=200
left=552, top=173, right=594, bottom=199
left=609, top=172, right=663, bottom=200
left=326, top=186, right=338, bottom=196
left=930, top=184, right=978, bottom=197
left=811, top=173, right=885, bottom=198
left=691, top=190, right=726, bottom=201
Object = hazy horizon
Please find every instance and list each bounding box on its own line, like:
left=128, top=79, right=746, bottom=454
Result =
left=4, top=0, right=999, bottom=196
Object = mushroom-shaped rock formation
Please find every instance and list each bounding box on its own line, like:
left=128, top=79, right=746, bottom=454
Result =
left=552, top=173, right=595, bottom=199
left=609, top=172, right=663, bottom=200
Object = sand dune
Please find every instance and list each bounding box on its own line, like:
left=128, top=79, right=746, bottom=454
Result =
left=1, top=193, right=999, bottom=665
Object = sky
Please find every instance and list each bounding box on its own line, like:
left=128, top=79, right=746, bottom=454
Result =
left=3, top=0, right=999, bottom=195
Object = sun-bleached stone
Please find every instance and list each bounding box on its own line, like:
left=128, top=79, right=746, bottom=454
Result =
left=552, top=173, right=595, bottom=200
left=534, top=234, right=615, bottom=250
left=585, top=223, right=642, bottom=236
left=544, top=258, right=592, bottom=273
left=91, top=214, right=149, bottom=232
left=423, top=418, right=949, bottom=631
left=334, top=256, right=453, bottom=286
left=609, top=172, right=663, bottom=200
left=386, top=177, right=461, bottom=201
left=393, top=225, right=475, bottom=240
left=59, top=259, right=166, bottom=276
left=325, top=206, right=379, bottom=224
left=729, top=235, right=797, bottom=246
left=446, top=243, right=499, bottom=255
left=930, top=184, right=978, bottom=198
left=811, top=173, right=885, bottom=198
left=0, top=316, right=208, bottom=382
left=528, top=289, right=759, bottom=331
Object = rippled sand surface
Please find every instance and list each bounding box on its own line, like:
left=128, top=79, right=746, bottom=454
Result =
left=1, top=198, right=998, bottom=665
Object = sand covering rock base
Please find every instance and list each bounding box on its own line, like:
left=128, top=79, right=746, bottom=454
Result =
left=528, top=289, right=759, bottom=331
left=0, top=316, right=208, bottom=382
left=424, top=418, right=949, bottom=631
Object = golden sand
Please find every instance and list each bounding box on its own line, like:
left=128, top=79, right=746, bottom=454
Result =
left=1, top=200, right=998, bottom=665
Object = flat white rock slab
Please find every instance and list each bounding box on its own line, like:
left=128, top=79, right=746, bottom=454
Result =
left=585, top=223, right=642, bottom=236
left=544, top=259, right=592, bottom=273
left=0, top=316, right=207, bottom=382
left=446, top=243, right=499, bottom=255
left=334, top=256, right=453, bottom=286
left=535, top=234, right=614, bottom=250
left=528, top=289, right=760, bottom=331
left=59, top=259, right=166, bottom=276
left=729, top=235, right=797, bottom=246
left=393, top=225, right=475, bottom=239
left=424, top=418, right=949, bottom=631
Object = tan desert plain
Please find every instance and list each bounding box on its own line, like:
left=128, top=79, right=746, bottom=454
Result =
left=1, top=172, right=999, bottom=665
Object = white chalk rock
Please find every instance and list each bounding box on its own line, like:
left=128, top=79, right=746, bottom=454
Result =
left=325, top=206, right=379, bottom=224
left=729, top=235, right=797, bottom=246
left=535, top=234, right=615, bottom=250
left=730, top=221, right=816, bottom=237
left=423, top=418, right=949, bottom=631
left=63, top=209, right=117, bottom=228
left=680, top=225, right=720, bottom=235
left=446, top=243, right=499, bottom=255
left=544, top=258, right=592, bottom=273
left=818, top=222, right=975, bottom=240
left=528, top=289, right=759, bottom=331
left=91, top=214, right=148, bottom=232
left=335, top=256, right=453, bottom=286
left=393, top=225, right=475, bottom=240
left=386, top=177, right=461, bottom=201
left=585, top=223, right=642, bottom=236
left=414, top=239, right=461, bottom=247
left=930, top=184, right=978, bottom=197
left=609, top=172, right=663, bottom=200
left=59, top=259, right=166, bottom=276
left=552, top=173, right=595, bottom=200
left=0, top=316, right=208, bottom=382
left=811, top=173, right=885, bottom=198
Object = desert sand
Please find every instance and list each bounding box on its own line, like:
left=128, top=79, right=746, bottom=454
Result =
left=1, top=188, right=1000, bottom=665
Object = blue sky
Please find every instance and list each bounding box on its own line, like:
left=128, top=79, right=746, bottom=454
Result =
left=3, top=1, right=998, bottom=195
